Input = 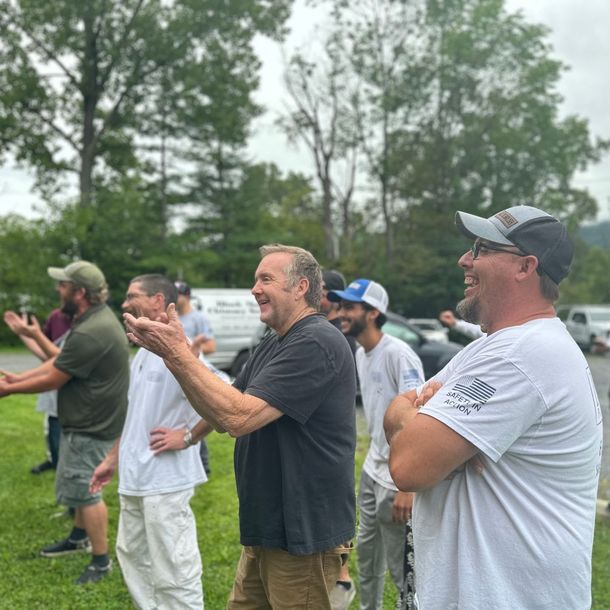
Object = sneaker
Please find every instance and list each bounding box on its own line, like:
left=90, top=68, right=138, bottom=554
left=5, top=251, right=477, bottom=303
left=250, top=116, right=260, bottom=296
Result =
left=75, top=560, right=112, bottom=585
left=40, top=537, right=91, bottom=557
left=329, top=580, right=356, bottom=610
left=31, top=460, right=54, bottom=474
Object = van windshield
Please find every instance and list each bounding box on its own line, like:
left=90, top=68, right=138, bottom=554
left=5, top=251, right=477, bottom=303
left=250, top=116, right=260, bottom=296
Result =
left=590, top=312, right=610, bottom=322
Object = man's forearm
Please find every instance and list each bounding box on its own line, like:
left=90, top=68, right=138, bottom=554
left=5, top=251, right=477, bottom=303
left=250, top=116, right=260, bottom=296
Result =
left=104, top=438, right=120, bottom=469
left=30, top=328, right=61, bottom=359
left=4, top=369, right=65, bottom=394
left=191, top=418, right=214, bottom=442
left=163, top=345, right=250, bottom=434
left=9, top=357, right=58, bottom=383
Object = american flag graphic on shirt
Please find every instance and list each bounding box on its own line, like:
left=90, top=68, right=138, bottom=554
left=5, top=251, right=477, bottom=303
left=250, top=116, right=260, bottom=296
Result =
left=452, top=376, right=496, bottom=404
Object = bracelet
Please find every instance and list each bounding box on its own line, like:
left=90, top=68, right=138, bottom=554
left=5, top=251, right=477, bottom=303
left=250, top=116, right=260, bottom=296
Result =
left=183, top=429, right=193, bottom=448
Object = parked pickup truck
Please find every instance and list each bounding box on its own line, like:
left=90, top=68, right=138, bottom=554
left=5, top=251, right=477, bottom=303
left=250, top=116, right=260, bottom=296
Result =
left=556, top=304, right=610, bottom=350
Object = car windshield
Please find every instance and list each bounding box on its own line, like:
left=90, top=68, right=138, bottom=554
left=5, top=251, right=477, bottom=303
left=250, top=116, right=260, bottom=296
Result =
left=590, top=311, right=610, bottom=322
left=384, top=321, right=420, bottom=346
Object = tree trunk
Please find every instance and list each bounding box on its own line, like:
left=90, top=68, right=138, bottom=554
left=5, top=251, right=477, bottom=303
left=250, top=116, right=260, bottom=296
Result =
left=79, top=8, right=99, bottom=208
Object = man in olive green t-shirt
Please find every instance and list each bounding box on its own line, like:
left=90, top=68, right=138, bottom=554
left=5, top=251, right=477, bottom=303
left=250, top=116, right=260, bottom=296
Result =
left=0, top=260, right=129, bottom=585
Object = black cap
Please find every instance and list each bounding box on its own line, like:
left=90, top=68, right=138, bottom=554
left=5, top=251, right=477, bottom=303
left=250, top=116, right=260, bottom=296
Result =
left=455, top=205, right=574, bottom=284
left=322, top=270, right=346, bottom=292
left=174, top=281, right=191, bottom=296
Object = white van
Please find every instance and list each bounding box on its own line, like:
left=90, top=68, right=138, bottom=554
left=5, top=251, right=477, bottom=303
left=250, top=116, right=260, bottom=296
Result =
left=190, top=288, right=264, bottom=376
left=557, top=304, right=610, bottom=350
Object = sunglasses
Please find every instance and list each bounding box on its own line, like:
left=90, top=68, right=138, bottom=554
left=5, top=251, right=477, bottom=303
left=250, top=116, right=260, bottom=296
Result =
left=471, top=239, right=528, bottom=260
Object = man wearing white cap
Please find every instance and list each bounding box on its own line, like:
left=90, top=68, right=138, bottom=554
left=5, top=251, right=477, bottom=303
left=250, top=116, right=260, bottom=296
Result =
left=328, top=279, right=424, bottom=610
left=385, top=206, right=603, bottom=609
left=0, top=260, right=130, bottom=585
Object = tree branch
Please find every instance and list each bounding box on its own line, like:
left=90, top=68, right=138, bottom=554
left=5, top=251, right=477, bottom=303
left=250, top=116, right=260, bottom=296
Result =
left=8, top=15, right=80, bottom=90
left=98, top=0, right=148, bottom=91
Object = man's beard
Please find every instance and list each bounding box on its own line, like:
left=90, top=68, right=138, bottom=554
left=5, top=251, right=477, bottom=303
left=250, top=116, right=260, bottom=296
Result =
left=60, top=296, right=78, bottom=318
left=344, top=317, right=367, bottom=338
left=456, top=295, right=480, bottom=325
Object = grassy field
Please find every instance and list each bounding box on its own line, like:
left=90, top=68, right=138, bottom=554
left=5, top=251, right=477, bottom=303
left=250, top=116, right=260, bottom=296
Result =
left=0, top=394, right=609, bottom=609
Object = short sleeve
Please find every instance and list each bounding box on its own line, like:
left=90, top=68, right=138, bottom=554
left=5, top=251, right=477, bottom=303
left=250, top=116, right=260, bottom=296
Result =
left=54, top=330, right=108, bottom=378
left=245, top=333, right=343, bottom=424
left=419, top=354, right=546, bottom=462
left=394, top=347, right=425, bottom=393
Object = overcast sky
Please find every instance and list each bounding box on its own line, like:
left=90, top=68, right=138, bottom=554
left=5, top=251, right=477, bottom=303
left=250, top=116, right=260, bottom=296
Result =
left=2, top=0, right=609, bottom=220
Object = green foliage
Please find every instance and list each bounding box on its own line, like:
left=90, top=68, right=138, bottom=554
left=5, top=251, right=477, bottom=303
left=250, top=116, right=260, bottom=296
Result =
left=298, top=0, right=607, bottom=311
left=184, top=161, right=324, bottom=286
left=560, top=241, right=610, bottom=305
left=0, top=0, right=292, bottom=204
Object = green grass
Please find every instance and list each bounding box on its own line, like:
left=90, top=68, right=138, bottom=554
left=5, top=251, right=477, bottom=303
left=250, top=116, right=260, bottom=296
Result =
left=1, top=395, right=609, bottom=609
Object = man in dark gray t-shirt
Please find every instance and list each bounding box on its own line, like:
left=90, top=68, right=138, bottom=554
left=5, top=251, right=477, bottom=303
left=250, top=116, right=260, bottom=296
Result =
left=124, top=244, right=356, bottom=609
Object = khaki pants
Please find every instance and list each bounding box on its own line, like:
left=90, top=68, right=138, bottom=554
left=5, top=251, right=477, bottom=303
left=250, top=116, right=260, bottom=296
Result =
left=227, top=543, right=351, bottom=610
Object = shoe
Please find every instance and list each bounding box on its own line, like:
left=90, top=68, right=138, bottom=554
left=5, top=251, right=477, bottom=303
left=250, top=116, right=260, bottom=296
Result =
left=329, top=580, right=356, bottom=610
left=31, top=460, right=54, bottom=474
left=40, top=537, right=91, bottom=557
left=75, top=560, right=112, bottom=585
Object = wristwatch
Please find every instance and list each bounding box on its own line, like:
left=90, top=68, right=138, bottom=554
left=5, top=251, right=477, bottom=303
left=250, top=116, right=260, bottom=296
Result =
left=183, top=429, right=193, bottom=449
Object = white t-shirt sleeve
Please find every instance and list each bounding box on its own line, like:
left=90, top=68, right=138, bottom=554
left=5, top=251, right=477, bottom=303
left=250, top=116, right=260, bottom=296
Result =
left=454, top=319, right=486, bottom=339
left=419, top=354, right=547, bottom=462
left=394, top=347, right=425, bottom=393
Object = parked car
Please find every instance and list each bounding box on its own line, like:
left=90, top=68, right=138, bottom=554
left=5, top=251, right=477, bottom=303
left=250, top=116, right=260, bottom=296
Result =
left=190, top=288, right=264, bottom=377
left=556, top=304, right=610, bottom=351
left=407, top=318, right=449, bottom=343
left=384, top=312, right=462, bottom=379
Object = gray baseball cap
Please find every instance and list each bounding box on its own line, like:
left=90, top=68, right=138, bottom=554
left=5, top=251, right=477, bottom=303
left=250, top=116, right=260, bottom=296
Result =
left=455, top=205, right=573, bottom=284
left=48, top=261, right=107, bottom=292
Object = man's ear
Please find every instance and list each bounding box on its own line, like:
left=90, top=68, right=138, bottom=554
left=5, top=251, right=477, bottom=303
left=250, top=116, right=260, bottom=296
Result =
left=295, top=277, right=310, bottom=300
left=368, top=308, right=380, bottom=324
left=516, top=255, right=539, bottom=282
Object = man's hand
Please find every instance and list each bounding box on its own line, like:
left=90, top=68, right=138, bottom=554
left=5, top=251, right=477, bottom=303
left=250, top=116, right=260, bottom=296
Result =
left=384, top=390, right=418, bottom=443
left=439, top=310, right=457, bottom=329
left=149, top=427, right=189, bottom=454
left=124, top=303, right=190, bottom=361
left=411, top=381, right=485, bottom=478
left=0, top=369, right=19, bottom=384
left=0, top=378, right=12, bottom=398
left=3, top=310, right=40, bottom=338
left=384, top=381, right=443, bottom=444
left=414, top=380, right=443, bottom=408
left=89, top=460, right=116, bottom=493
left=392, top=490, right=414, bottom=523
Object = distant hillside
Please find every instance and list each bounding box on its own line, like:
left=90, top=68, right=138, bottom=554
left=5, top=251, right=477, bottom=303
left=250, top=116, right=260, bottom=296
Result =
left=580, top=220, right=610, bottom=248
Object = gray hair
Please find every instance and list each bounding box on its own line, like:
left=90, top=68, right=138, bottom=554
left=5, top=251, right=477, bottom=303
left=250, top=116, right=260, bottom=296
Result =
left=540, top=273, right=559, bottom=302
left=130, top=274, right=178, bottom=307
left=259, top=244, right=322, bottom=309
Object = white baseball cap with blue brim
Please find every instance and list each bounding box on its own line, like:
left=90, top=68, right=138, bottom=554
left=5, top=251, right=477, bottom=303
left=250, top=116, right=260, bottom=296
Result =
left=327, top=278, right=389, bottom=314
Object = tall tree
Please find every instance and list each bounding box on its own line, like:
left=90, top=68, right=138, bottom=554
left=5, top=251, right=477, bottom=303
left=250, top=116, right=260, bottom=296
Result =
left=183, top=160, right=322, bottom=286
left=281, top=32, right=359, bottom=262
left=0, top=0, right=291, bottom=208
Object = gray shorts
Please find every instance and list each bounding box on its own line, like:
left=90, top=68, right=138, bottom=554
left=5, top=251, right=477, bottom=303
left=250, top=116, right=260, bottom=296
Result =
left=56, top=431, right=115, bottom=507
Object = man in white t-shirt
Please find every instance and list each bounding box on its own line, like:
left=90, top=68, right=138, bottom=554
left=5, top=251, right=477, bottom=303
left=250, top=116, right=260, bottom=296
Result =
left=175, top=280, right=216, bottom=476
left=385, top=206, right=603, bottom=610
left=329, top=279, right=424, bottom=610
left=90, top=274, right=211, bottom=609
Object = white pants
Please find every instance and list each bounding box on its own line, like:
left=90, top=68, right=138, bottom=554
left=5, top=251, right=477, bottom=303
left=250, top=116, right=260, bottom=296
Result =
left=116, top=490, right=204, bottom=610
